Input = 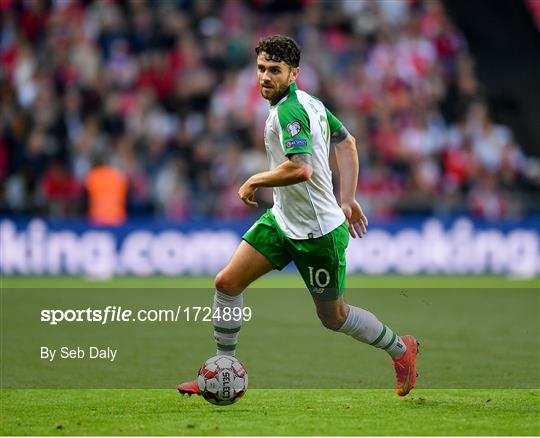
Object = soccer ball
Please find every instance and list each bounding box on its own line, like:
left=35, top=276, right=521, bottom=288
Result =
left=197, top=355, right=248, bottom=405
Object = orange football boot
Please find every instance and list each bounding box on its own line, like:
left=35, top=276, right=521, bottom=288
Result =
left=177, top=379, right=201, bottom=396
left=392, top=335, right=419, bottom=397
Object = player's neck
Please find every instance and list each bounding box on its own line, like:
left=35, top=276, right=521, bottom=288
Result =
left=270, top=82, right=297, bottom=106
left=270, top=87, right=290, bottom=106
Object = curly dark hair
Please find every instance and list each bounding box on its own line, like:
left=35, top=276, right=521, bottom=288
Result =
left=255, top=35, right=301, bottom=68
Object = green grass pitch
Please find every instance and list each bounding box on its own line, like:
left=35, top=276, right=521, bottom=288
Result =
left=1, top=275, right=539, bottom=436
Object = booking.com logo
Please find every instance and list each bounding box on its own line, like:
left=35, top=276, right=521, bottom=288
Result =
left=0, top=218, right=538, bottom=278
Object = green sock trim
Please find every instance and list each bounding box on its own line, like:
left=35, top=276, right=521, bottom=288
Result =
left=214, top=326, right=241, bottom=334
left=382, top=332, right=397, bottom=350
left=217, top=343, right=236, bottom=352
left=370, top=325, right=387, bottom=346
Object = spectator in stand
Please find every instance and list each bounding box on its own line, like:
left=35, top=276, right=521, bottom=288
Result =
left=468, top=171, right=510, bottom=221
left=465, top=100, right=524, bottom=175
left=40, top=160, right=81, bottom=217
left=85, top=157, right=128, bottom=226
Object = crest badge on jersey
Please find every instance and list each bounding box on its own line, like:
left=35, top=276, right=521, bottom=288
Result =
left=286, top=121, right=301, bottom=137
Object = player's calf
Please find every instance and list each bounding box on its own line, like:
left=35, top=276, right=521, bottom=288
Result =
left=338, top=304, right=407, bottom=358
left=213, top=290, right=242, bottom=357
left=314, top=297, right=348, bottom=331
left=316, top=309, right=347, bottom=331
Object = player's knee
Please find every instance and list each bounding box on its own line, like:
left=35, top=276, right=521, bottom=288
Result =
left=214, top=270, right=243, bottom=295
left=214, top=270, right=232, bottom=292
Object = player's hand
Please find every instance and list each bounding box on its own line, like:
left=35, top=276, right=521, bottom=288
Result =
left=238, top=179, right=259, bottom=208
left=341, top=200, right=368, bottom=238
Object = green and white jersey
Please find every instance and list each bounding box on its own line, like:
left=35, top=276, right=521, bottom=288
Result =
left=264, top=82, right=346, bottom=240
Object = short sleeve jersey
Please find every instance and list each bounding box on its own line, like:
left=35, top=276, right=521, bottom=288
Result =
left=263, top=82, right=346, bottom=240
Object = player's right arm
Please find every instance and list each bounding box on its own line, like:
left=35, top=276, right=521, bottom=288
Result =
left=327, top=108, right=368, bottom=239
left=238, top=153, right=312, bottom=207
left=239, top=99, right=315, bottom=207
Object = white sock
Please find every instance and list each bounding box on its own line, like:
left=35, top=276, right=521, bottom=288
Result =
left=213, top=290, right=243, bottom=356
left=338, top=304, right=407, bottom=359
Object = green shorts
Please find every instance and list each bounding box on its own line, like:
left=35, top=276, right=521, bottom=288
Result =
left=242, top=210, right=349, bottom=301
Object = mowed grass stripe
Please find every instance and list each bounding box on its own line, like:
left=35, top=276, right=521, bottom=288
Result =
left=1, top=389, right=538, bottom=436
left=2, top=274, right=539, bottom=289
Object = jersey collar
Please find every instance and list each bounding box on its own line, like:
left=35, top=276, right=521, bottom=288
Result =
left=270, top=82, right=298, bottom=108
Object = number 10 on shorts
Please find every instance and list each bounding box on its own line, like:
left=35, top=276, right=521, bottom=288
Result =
left=308, top=266, right=331, bottom=288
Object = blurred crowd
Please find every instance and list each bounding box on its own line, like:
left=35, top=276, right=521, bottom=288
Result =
left=1, top=0, right=539, bottom=224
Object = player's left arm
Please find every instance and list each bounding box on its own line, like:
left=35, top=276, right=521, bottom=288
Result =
left=238, top=153, right=312, bottom=208
left=326, top=106, right=368, bottom=238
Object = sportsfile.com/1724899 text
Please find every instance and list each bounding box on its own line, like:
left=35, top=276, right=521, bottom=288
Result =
left=40, top=306, right=252, bottom=325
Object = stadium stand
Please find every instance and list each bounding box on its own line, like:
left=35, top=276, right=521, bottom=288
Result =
left=1, top=0, right=539, bottom=223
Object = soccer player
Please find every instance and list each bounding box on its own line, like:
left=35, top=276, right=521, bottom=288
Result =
left=178, top=35, right=418, bottom=397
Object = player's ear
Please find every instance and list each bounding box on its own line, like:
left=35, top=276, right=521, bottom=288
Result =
left=289, top=66, right=300, bottom=83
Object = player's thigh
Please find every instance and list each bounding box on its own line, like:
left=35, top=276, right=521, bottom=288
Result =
left=291, top=221, right=349, bottom=301
left=219, top=210, right=291, bottom=294
left=216, top=240, right=276, bottom=293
